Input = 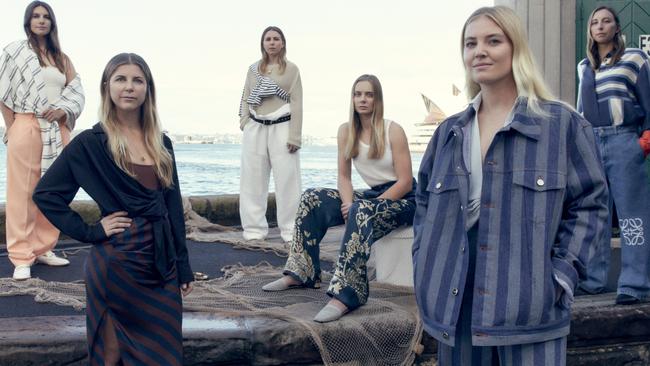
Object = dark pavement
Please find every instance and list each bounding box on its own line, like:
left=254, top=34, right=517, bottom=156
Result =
left=0, top=239, right=332, bottom=318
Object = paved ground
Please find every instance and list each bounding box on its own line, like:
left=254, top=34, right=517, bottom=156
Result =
left=0, top=238, right=333, bottom=318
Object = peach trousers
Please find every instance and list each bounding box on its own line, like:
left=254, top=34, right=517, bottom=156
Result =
left=5, top=113, right=70, bottom=266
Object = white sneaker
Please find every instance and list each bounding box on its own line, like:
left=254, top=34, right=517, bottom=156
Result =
left=242, top=232, right=266, bottom=241
left=35, top=251, right=70, bottom=266
left=13, top=265, right=31, bottom=280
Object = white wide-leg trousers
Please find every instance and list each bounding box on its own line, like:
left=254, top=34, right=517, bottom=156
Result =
left=240, top=120, right=301, bottom=242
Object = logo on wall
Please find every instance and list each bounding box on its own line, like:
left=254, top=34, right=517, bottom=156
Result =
left=641, top=35, right=650, bottom=57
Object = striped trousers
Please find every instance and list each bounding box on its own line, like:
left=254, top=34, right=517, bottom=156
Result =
left=86, top=217, right=182, bottom=365
left=437, top=225, right=567, bottom=366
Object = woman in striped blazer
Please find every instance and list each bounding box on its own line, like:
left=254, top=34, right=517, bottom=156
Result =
left=577, top=5, right=650, bottom=306
left=0, top=1, right=85, bottom=281
left=34, top=53, right=193, bottom=365
left=413, top=6, right=608, bottom=365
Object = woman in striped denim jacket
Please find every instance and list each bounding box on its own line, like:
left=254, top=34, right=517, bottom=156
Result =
left=413, top=6, right=608, bottom=365
left=577, top=6, right=650, bottom=306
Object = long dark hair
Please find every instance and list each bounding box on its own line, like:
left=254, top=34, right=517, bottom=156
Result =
left=586, top=6, right=626, bottom=69
left=259, top=26, right=287, bottom=75
left=23, top=1, right=66, bottom=74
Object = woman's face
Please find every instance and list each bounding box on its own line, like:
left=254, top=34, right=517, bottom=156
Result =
left=463, top=15, right=514, bottom=88
left=109, top=64, right=148, bottom=113
left=590, top=9, right=618, bottom=46
left=30, top=6, right=52, bottom=37
left=262, top=30, right=284, bottom=58
left=353, top=80, right=375, bottom=117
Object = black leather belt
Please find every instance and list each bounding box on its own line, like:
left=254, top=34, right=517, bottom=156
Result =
left=251, top=114, right=291, bottom=125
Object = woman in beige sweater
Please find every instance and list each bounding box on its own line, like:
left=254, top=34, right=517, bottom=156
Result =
left=238, top=26, right=303, bottom=242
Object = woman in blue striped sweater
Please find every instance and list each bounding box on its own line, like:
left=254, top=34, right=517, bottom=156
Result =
left=577, top=6, right=650, bottom=305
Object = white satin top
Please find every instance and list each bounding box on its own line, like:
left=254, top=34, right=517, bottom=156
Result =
left=353, top=119, right=397, bottom=187
left=41, top=66, right=65, bottom=104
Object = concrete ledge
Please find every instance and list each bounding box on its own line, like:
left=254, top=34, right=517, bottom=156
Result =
left=188, top=194, right=276, bottom=227
left=1, top=294, right=649, bottom=365
left=0, top=194, right=277, bottom=243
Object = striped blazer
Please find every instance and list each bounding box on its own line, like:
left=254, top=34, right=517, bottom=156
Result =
left=412, top=99, right=608, bottom=347
left=577, top=48, right=650, bottom=131
left=0, top=40, right=85, bottom=174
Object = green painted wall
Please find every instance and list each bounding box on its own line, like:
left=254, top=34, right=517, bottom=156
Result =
left=576, top=1, right=650, bottom=82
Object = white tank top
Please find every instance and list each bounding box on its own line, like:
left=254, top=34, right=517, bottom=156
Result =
left=41, top=66, right=65, bottom=104
left=352, top=119, right=397, bottom=187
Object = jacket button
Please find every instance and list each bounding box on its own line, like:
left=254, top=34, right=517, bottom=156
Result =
left=536, top=177, right=545, bottom=186
left=461, top=246, right=465, bottom=253
left=442, top=331, right=449, bottom=339
left=452, top=288, right=459, bottom=296
left=435, top=182, right=442, bottom=189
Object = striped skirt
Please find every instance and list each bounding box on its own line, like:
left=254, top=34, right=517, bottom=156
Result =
left=85, top=217, right=182, bottom=365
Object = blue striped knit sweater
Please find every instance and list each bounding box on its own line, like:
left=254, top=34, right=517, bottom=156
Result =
left=577, top=48, right=650, bottom=131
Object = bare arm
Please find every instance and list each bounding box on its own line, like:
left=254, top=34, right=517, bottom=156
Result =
left=1, top=102, right=15, bottom=130
left=337, top=123, right=355, bottom=216
left=63, top=54, right=76, bottom=85
left=378, top=122, right=413, bottom=200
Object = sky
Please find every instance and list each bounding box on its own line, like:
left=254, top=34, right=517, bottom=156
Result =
left=1, top=0, right=493, bottom=139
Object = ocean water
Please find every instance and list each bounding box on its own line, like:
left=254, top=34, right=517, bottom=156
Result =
left=0, top=143, right=423, bottom=203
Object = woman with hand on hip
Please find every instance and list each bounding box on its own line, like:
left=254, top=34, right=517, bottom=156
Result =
left=238, top=26, right=302, bottom=242
left=263, top=74, right=416, bottom=323
left=0, top=0, right=85, bottom=280
left=33, top=53, right=193, bottom=365
left=412, top=6, right=607, bottom=365
left=577, top=6, right=650, bottom=305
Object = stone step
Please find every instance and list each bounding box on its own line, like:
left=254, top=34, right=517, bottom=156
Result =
left=1, top=293, right=649, bottom=365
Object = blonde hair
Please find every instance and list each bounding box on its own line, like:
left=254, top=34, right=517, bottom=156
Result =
left=259, top=26, right=287, bottom=75
left=586, top=6, right=626, bottom=70
left=461, top=6, right=556, bottom=116
left=345, top=74, right=386, bottom=160
left=99, top=53, right=174, bottom=187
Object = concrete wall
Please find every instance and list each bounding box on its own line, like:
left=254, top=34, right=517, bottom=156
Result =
left=0, top=194, right=277, bottom=244
left=495, top=0, right=577, bottom=105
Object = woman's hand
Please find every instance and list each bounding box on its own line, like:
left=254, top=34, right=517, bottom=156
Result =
left=181, top=282, right=193, bottom=297
left=100, top=211, right=132, bottom=237
left=287, top=143, right=300, bottom=153
left=340, top=202, right=353, bottom=221
left=42, top=108, right=66, bottom=123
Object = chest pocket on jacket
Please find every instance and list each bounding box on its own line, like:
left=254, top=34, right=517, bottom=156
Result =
left=425, top=174, right=461, bottom=223
left=512, top=170, right=566, bottom=224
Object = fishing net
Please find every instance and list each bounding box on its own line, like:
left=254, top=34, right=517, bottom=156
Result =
left=183, top=194, right=344, bottom=264
left=0, top=198, right=421, bottom=364
left=0, top=263, right=422, bottom=365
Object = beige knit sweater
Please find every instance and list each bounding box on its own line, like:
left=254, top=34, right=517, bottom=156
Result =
left=239, top=60, right=303, bottom=147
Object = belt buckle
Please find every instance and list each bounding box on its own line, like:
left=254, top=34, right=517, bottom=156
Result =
left=263, top=119, right=272, bottom=125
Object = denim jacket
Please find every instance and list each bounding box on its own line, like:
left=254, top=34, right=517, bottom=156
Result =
left=412, top=98, right=609, bottom=346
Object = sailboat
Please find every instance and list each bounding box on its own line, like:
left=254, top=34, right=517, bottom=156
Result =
left=410, top=84, right=465, bottom=153
left=409, top=93, right=447, bottom=153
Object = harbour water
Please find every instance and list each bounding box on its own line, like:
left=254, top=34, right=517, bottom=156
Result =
left=0, top=143, right=423, bottom=203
